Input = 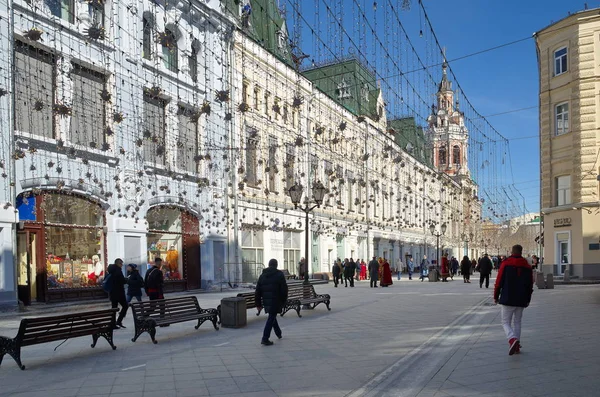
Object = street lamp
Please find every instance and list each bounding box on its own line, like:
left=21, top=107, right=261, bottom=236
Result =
left=461, top=232, right=473, bottom=258
left=288, top=181, right=326, bottom=284
left=429, top=223, right=447, bottom=269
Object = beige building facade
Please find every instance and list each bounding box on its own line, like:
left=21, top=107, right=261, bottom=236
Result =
left=535, top=8, right=600, bottom=278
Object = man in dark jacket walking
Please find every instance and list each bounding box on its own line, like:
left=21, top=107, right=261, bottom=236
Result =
left=126, top=264, right=144, bottom=303
left=368, top=256, right=379, bottom=288
left=494, top=244, right=533, bottom=356
left=344, top=258, right=356, bottom=287
left=478, top=254, right=493, bottom=288
left=255, top=259, right=288, bottom=346
left=332, top=260, right=341, bottom=287
left=107, top=258, right=128, bottom=328
left=145, top=257, right=165, bottom=319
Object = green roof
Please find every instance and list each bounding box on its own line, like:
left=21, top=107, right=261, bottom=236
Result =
left=222, top=0, right=293, bottom=66
left=302, top=57, right=380, bottom=117
left=388, top=117, right=431, bottom=166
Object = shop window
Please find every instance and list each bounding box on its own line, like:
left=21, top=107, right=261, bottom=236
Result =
left=143, top=92, right=167, bottom=164
left=45, top=0, right=74, bottom=23
left=177, top=104, right=199, bottom=173
left=147, top=207, right=183, bottom=281
left=14, top=41, right=55, bottom=138
left=283, top=231, right=301, bottom=275
left=69, top=63, right=107, bottom=147
left=41, top=194, right=105, bottom=290
left=241, top=230, right=264, bottom=266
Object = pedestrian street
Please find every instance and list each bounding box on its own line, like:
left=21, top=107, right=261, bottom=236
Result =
left=1, top=276, right=599, bottom=397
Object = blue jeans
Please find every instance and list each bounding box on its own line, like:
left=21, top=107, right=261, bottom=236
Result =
left=397, top=271, right=401, bottom=280
left=127, top=294, right=142, bottom=303
left=262, top=312, right=281, bottom=342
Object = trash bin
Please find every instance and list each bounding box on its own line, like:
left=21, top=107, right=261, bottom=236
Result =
left=220, top=297, right=247, bottom=328
left=429, top=268, right=439, bottom=282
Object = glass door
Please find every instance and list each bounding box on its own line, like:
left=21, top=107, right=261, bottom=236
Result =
left=17, top=231, right=37, bottom=305
left=558, top=241, right=569, bottom=275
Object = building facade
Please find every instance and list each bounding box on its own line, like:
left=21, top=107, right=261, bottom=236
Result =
left=0, top=0, right=232, bottom=305
left=535, top=8, right=600, bottom=278
left=0, top=0, right=484, bottom=305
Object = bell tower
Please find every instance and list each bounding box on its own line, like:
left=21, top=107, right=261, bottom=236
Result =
left=426, top=60, right=469, bottom=180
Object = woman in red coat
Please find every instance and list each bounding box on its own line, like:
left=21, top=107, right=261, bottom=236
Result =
left=440, top=253, right=450, bottom=282
left=381, top=259, right=394, bottom=287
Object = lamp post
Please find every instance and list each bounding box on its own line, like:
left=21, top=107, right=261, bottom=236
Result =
left=461, top=232, right=473, bottom=258
left=288, top=181, right=326, bottom=284
left=429, top=223, right=447, bottom=269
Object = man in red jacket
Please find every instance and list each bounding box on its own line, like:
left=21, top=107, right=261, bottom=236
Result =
left=494, top=244, right=534, bottom=356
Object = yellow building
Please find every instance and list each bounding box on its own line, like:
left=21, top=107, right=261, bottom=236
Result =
left=535, top=8, right=600, bottom=278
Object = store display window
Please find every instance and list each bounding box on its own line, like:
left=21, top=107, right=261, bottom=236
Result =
left=147, top=207, right=183, bottom=281
left=41, top=194, right=105, bottom=289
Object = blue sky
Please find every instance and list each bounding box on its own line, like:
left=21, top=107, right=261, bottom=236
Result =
left=282, top=0, right=595, bottom=218
left=423, top=0, right=594, bottom=214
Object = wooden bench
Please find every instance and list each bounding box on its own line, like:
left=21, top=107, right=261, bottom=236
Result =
left=130, top=296, right=219, bottom=344
left=282, top=269, right=296, bottom=280
left=0, top=308, right=118, bottom=370
left=281, top=284, right=331, bottom=318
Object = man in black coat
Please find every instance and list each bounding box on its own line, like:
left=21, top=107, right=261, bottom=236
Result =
left=478, top=253, right=494, bottom=288
left=345, top=258, right=356, bottom=287
left=255, top=259, right=288, bottom=346
left=332, top=260, right=341, bottom=287
left=368, top=256, right=379, bottom=288
left=107, top=258, right=128, bottom=328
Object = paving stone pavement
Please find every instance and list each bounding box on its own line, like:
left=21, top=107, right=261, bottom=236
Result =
left=0, top=274, right=598, bottom=397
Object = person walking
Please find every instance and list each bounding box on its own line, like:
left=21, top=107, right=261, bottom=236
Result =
left=460, top=256, right=471, bottom=283
left=406, top=257, right=414, bottom=280
left=396, top=258, right=403, bottom=280
left=145, top=257, right=165, bottom=321
left=380, top=259, right=393, bottom=287
left=255, top=258, right=288, bottom=346
left=494, top=244, right=533, bottom=355
left=440, top=253, right=450, bottom=282
left=297, top=257, right=305, bottom=280
left=332, top=260, right=341, bottom=287
left=345, top=258, right=356, bottom=287
left=360, top=259, right=367, bottom=280
left=368, top=256, right=379, bottom=288
left=419, top=255, right=429, bottom=282
left=106, top=258, right=128, bottom=329
left=126, top=263, right=144, bottom=303
left=478, top=253, right=494, bottom=288
left=451, top=257, right=459, bottom=278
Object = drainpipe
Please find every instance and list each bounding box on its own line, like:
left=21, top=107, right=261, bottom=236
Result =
left=228, top=28, right=240, bottom=282
left=534, top=33, right=543, bottom=274
left=9, top=0, right=18, bottom=305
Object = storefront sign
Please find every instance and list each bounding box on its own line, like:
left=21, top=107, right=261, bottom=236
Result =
left=554, top=218, right=571, bottom=228
left=270, top=238, right=283, bottom=251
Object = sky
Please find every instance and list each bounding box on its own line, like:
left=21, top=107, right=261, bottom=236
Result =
left=408, top=0, right=596, bottom=214
left=280, top=0, right=596, bottom=219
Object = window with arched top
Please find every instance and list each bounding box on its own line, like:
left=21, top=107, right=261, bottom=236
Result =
left=453, top=145, right=461, bottom=166
left=438, top=146, right=447, bottom=166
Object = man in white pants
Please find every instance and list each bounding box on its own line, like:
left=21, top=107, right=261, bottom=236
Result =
left=493, top=244, right=533, bottom=355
